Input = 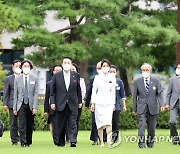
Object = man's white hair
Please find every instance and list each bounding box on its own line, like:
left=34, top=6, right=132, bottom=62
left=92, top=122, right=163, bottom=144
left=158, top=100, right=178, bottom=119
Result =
left=141, top=63, right=152, bottom=71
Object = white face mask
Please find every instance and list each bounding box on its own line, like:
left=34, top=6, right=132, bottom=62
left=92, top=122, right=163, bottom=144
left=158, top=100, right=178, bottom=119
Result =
left=23, top=68, right=30, bottom=75
left=176, top=69, right=180, bottom=76
left=102, top=67, right=110, bottom=74
left=110, top=72, right=117, bottom=77
left=142, top=72, right=150, bottom=79
left=97, top=69, right=102, bottom=75
left=14, top=68, right=22, bottom=74
left=63, top=64, right=71, bottom=71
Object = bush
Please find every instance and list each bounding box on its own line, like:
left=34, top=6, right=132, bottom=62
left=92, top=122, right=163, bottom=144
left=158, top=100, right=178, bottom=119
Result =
left=0, top=99, right=177, bottom=131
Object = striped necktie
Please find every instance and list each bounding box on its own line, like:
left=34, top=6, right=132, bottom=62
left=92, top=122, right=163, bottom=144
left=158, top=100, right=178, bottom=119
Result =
left=145, top=79, right=149, bottom=93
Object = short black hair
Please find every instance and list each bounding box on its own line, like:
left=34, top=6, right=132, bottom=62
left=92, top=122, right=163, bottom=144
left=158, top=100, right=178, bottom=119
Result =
left=175, top=62, right=180, bottom=69
left=72, top=63, right=79, bottom=73
left=21, top=60, right=33, bottom=69
left=12, top=59, right=21, bottom=66
left=110, top=65, right=118, bottom=71
left=101, top=59, right=111, bottom=67
left=51, top=65, right=62, bottom=76
left=62, top=56, right=72, bottom=62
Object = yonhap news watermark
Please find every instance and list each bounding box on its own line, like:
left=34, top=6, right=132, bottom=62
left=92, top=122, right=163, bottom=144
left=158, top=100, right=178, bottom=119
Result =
left=124, top=135, right=174, bottom=143
left=109, top=131, right=175, bottom=148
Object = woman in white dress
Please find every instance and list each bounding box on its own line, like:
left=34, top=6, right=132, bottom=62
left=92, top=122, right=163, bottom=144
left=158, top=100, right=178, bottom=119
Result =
left=91, top=59, right=116, bottom=147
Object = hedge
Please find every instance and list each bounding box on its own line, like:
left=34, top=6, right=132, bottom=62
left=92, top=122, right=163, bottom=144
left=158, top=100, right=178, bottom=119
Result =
left=0, top=98, right=176, bottom=131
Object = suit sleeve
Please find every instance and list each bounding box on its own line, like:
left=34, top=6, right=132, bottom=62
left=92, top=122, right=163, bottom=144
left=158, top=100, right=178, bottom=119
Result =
left=3, top=77, right=10, bottom=106
left=80, top=78, right=86, bottom=103
left=156, top=79, right=164, bottom=107
left=119, top=80, right=126, bottom=100
left=91, top=76, right=98, bottom=104
left=85, top=78, right=93, bottom=107
left=44, top=83, right=50, bottom=113
left=133, top=80, right=138, bottom=112
left=77, top=73, right=82, bottom=104
left=13, top=78, right=18, bottom=111
left=50, top=75, right=56, bottom=105
left=33, top=77, right=39, bottom=110
left=166, top=78, right=173, bottom=105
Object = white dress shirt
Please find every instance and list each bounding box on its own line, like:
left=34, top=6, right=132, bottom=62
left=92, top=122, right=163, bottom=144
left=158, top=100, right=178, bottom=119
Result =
left=63, top=71, right=70, bottom=91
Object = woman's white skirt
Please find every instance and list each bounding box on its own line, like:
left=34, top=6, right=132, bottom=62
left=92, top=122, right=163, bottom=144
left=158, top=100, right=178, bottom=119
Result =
left=94, top=104, right=114, bottom=129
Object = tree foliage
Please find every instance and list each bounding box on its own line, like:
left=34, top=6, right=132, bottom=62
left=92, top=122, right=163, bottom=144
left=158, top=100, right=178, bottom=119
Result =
left=2, top=0, right=178, bottom=71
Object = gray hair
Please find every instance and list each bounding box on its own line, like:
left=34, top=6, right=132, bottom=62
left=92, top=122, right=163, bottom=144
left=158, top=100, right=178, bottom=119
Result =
left=141, top=63, right=152, bottom=71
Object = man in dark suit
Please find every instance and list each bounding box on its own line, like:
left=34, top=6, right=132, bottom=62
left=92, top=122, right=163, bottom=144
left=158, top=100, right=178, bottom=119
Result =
left=85, top=61, right=107, bottom=145
left=13, top=60, right=38, bottom=147
left=166, top=63, right=180, bottom=145
left=50, top=57, right=82, bottom=147
left=3, top=59, right=21, bottom=145
left=133, top=63, right=165, bottom=148
left=109, top=65, right=127, bottom=143
left=44, top=65, right=62, bottom=136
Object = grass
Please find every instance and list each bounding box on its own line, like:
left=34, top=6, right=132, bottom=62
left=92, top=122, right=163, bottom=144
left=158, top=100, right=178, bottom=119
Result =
left=0, top=129, right=180, bottom=154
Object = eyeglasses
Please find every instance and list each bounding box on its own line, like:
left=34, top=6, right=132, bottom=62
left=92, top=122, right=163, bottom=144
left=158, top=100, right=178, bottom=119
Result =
left=141, top=69, right=150, bottom=72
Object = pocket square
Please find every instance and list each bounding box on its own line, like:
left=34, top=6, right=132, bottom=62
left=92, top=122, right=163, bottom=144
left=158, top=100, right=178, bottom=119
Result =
left=30, top=81, right=35, bottom=84
left=73, top=80, right=77, bottom=83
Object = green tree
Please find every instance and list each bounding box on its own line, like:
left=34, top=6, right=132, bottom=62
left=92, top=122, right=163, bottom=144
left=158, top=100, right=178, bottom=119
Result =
left=4, top=0, right=180, bottom=95
left=0, top=2, right=22, bottom=90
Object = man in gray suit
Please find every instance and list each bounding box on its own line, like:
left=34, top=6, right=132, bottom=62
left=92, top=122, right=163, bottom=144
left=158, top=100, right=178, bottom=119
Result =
left=13, top=60, right=38, bottom=147
left=3, top=60, right=21, bottom=145
left=133, top=63, right=165, bottom=148
left=166, top=63, right=180, bottom=145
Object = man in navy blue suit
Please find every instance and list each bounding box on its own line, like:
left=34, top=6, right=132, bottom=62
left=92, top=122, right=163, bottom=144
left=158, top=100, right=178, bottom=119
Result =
left=44, top=65, right=62, bottom=135
left=109, top=65, right=127, bottom=143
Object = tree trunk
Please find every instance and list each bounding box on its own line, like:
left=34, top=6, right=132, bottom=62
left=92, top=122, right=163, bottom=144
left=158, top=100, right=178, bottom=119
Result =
left=79, top=60, right=89, bottom=86
left=119, top=67, right=132, bottom=97
left=176, top=0, right=180, bottom=64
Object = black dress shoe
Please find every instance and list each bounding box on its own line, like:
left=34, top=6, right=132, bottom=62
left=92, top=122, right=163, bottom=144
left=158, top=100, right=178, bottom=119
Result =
left=92, top=141, right=98, bottom=145
left=21, top=144, right=27, bottom=147
left=138, top=145, right=146, bottom=148
left=12, top=142, right=18, bottom=145
left=70, top=143, right=76, bottom=147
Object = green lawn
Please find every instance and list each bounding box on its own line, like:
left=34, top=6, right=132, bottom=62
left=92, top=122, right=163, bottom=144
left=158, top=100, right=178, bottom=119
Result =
left=0, top=129, right=180, bottom=154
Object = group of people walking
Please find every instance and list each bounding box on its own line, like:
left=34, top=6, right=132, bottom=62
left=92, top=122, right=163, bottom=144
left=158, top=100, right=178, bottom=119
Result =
left=1, top=57, right=180, bottom=149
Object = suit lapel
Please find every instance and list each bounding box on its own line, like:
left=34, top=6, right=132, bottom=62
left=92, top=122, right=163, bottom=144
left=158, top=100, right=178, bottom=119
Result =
left=175, top=76, right=180, bottom=91
left=68, top=71, right=74, bottom=92
left=28, top=74, right=32, bottom=93
left=140, top=77, right=147, bottom=94
left=147, top=77, right=153, bottom=94
left=61, top=71, right=68, bottom=92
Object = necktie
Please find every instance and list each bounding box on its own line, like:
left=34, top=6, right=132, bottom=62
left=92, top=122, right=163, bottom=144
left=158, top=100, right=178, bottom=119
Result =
left=145, top=79, right=149, bottom=93
left=24, top=77, right=28, bottom=104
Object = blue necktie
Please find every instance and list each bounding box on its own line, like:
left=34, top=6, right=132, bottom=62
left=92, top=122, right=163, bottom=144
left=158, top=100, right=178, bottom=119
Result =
left=145, top=79, right=149, bottom=93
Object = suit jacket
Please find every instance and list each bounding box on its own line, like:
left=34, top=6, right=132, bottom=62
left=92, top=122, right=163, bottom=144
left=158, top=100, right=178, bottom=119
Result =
left=50, top=71, right=82, bottom=112
left=133, top=77, right=164, bottom=115
left=3, top=74, right=15, bottom=109
left=166, top=76, right=180, bottom=109
left=91, top=74, right=116, bottom=105
left=85, top=77, right=94, bottom=108
left=44, top=80, right=55, bottom=115
left=13, top=74, right=39, bottom=112
left=115, top=78, right=126, bottom=111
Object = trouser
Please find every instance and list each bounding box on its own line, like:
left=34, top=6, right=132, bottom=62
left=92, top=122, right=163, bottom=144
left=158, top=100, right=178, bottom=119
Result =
left=9, top=108, right=19, bottom=143
left=55, top=104, right=78, bottom=146
left=138, top=108, right=157, bottom=147
left=170, top=100, right=180, bottom=142
left=18, top=103, right=34, bottom=145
